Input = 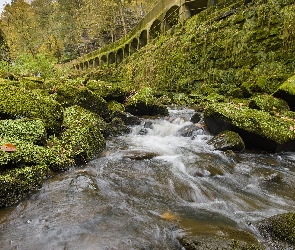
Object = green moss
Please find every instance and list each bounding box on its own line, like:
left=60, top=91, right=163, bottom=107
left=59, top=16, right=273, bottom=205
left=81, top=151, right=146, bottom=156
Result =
left=108, top=100, right=125, bottom=113
left=249, top=94, right=290, bottom=113
left=86, top=80, right=129, bottom=103
left=61, top=105, right=106, bottom=161
left=0, top=119, right=47, bottom=144
left=52, top=83, right=109, bottom=119
left=208, top=130, right=245, bottom=152
left=0, top=84, right=63, bottom=134
left=125, top=87, right=168, bottom=116
left=276, top=75, right=295, bottom=96
left=260, top=212, right=295, bottom=245
left=204, top=102, right=295, bottom=145
left=0, top=165, right=50, bottom=207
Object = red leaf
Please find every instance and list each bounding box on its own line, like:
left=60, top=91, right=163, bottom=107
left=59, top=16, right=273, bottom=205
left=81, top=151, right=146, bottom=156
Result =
left=0, top=143, right=17, bottom=152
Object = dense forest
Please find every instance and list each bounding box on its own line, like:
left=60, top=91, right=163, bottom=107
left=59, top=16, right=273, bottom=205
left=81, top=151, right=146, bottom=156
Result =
left=0, top=0, right=157, bottom=63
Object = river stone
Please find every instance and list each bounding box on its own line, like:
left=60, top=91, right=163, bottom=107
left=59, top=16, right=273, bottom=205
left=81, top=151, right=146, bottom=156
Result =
left=190, top=112, right=201, bottom=123
left=177, top=124, right=205, bottom=138
left=111, top=110, right=141, bottom=125
left=208, top=130, right=245, bottom=152
left=273, top=75, right=295, bottom=111
left=204, top=102, right=295, bottom=152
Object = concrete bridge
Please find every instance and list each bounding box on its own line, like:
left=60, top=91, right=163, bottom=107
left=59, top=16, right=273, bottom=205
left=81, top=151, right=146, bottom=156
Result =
left=71, top=0, right=246, bottom=70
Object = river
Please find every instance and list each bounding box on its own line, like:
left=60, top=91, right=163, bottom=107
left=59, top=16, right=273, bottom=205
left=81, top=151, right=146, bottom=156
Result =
left=0, top=108, right=295, bottom=249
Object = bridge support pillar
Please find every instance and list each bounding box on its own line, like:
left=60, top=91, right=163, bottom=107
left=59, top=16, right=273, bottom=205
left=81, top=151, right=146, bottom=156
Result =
left=179, top=4, right=191, bottom=22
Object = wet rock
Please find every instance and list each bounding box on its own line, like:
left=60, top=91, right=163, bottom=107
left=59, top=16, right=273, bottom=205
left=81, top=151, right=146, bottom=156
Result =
left=125, top=87, right=168, bottom=116
left=144, top=121, right=153, bottom=129
left=178, top=234, right=263, bottom=250
left=177, top=124, right=205, bottom=138
left=111, top=110, right=140, bottom=126
left=255, top=212, right=295, bottom=249
left=273, top=75, right=295, bottom=111
left=208, top=130, right=245, bottom=152
left=204, top=102, right=295, bottom=152
left=123, top=151, right=158, bottom=160
left=190, top=112, right=201, bottom=124
left=139, top=128, right=148, bottom=135
left=108, top=117, right=131, bottom=136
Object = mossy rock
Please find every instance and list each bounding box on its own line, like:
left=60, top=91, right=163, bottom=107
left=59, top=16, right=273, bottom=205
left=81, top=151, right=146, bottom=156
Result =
left=204, top=102, right=295, bottom=152
left=125, top=87, right=168, bottom=116
left=249, top=94, right=290, bottom=113
left=0, top=84, right=63, bottom=134
left=0, top=119, right=47, bottom=145
left=273, top=75, right=295, bottom=111
left=208, top=130, right=245, bottom=152
left=52, top=83, right=109, bottom=119
left=86, top=80, right=128, bottom=103
left=256, top=212, right=295, bottom=247
left=0, top=165, right=50, bottom=207
left=61, top=105, right=106, bottom=162
left=108, top=100, right=125, bottom=113
left=0, top=137, right=53, bottom=169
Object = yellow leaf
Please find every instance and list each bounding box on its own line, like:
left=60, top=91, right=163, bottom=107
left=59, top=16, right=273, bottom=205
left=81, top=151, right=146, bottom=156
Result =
left=161, top=212, right=179, bottom=221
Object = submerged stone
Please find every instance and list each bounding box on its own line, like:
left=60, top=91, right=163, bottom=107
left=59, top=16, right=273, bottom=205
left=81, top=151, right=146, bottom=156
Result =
left=208, top=130, right=245, bottom=152
left=204, top=102, right=295, bottom=152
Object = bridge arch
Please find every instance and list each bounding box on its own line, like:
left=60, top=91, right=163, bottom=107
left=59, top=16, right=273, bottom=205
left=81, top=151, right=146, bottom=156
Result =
left=124, top=44, right=129, bottom=57
left=94, top=57, right=99, bottom=67
left=149, top=19, right=162, bottom=40
left=89, top=59, right=94, bottom=68
left=116, top=48, right=123, bottom=64
left=139, top=30, right=148, bottom=48
left=108, top=52, right=115, bottom=65
left=79, top=62, right=84, bottom=70
left=130, top=38, right=138, bottom=55
left=101, top=55, right=107, bottom=65
left=164, top=5, right=179, bottom=33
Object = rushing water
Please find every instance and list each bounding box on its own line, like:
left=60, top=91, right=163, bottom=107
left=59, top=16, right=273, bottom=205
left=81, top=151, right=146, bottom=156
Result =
left=1, top=108, right=295, bottom=249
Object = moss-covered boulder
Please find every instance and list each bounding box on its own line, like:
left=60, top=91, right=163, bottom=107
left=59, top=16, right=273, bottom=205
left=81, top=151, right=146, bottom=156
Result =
left=125, top=87, right=168, bottom=116
left=0, top=84, right=63, bottom=134
left=52, top=83, right=109, bottom=119
left=256, top=212, right=295, bottom=248
left=86, top=80, right=128, bottom=103
left=0, top=119, right=47, bottom=145
left=208, top=130, right=245, bottom=152
left=249, top=94, right=290, bottom=113
left=0, top=165, right=50, bottom=207
left=204, top=102, right=295, bottom=152
left=60, top=105, right=106, bottom=162
left=274, top=75, right=295, bottom=111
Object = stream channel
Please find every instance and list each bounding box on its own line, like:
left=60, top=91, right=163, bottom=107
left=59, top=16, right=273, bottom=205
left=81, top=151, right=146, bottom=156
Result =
left=0, top=108, right=295, bottom=249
